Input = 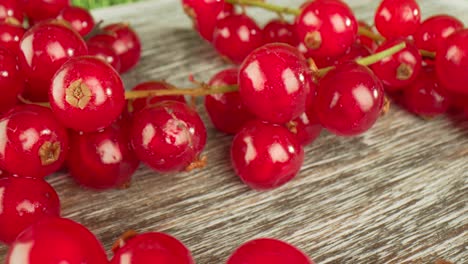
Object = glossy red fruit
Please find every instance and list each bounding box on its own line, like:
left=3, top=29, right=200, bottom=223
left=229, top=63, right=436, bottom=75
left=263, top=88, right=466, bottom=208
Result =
left=435, top=29, right=468, bottom=95
left=296, top=0, right=358, bottom=58
left=131, top=81, right=186, bottom=113
left=19, top=20, right=88, bottom=102
left=414, top=15, right=463, bottom=53
left=315, top=62, right=384, bottom=136
left=335, top=42, right=372, bottom=64
left=0, top=177, right=60, bottom=244
left=239, top=43, right=312, bottom=123
left=371, top=39, right=422, bottom=90
left=213, top=14, right=264, bottom=64
left=374, top=0, right=421, bottom=39
left=22, top=0, right=71, bottom=23
left=205, top=68, right=254, bottom=134
left=111, top=232, right=194, bottom=264
left=231, top=120, right=304, bottom=190
left=6, top=217, right=108, bottom=264
left=357, top=21, right=377, bottom=51
left=67, top=119, right=139, bottom=190
left=263, top=19, right=299, bottom=46
left=403, top=67, right=450, bottom=117
left=292, top=111, right=322, bottom=146
left=227, top=238, right=313, bottom=264
left=0, top=47, right=24, bottom=114
left=0, top=105, right=69, bottom=178
left=57, top=6, right=95, bottom=37
left=49, top=56, right=126, bottom=132
left=0, top=0, right=24, bottom=23
left=0, top=22, right=25, bottom=55
left=131, top=101, right=207, bottom=172
left=102, top=23, right=142, bottom=73
left=182, top=0, right=234, bottom=42
left=87, top=42, right=122, bottom=72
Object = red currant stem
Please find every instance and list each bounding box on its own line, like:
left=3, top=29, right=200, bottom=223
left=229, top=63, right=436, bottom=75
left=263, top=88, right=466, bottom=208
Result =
left=315, top=42, right=407, bottom=77
left=419, top=49, right=436, bottom=59
left=224, top=0, right=301, bottom=16
left=124, top=84, right=239, bottom=100
left=17, top=95, right=51, bottom=108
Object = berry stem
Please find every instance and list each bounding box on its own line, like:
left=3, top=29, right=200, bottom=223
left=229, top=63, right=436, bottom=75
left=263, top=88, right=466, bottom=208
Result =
left=124, top=85, right=239, bottom=100
left=17, top=95, right=51, bottom=107
left=224, top=0, right=301, bottom=16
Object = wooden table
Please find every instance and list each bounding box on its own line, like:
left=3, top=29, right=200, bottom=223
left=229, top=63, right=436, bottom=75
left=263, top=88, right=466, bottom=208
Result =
left=1, top=0, right=467, bottom=263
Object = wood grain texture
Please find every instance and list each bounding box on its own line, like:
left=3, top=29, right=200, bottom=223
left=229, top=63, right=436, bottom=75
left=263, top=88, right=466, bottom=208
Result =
left=1, top=0, right=468, bottom=263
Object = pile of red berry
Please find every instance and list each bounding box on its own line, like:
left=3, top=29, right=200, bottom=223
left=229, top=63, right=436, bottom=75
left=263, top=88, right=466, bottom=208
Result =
left=0, top=0, right=466, bottom=262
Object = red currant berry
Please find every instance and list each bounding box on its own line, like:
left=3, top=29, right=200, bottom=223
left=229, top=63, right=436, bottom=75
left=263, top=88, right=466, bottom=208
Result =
left=231, top=120, right=304, bottom=190
left=22, top=0, right=71, bottom=23
left=371, top=39, right=422, bottom=90
left=239, top=43, right=313, bottom=123
left=315, top=62, right=384, bottom=136
left=205, top=68, right=254, bottom=134
left=131, top=81, right=186, bottom=113
left=182, top=0, right=234, bottom=42
left=403, top=66, right=451, bottom=117
left=335, top=42, right=372, bottom=65
left=57, top=6, right=95, bottom=37
left=448, top=92, right=468, bottom=112
left=292, top=110, right=322, bottom=146
left=19, top=20, right=88, bottom=102
left=67, top=118, right=139, bottom=190
left=87, top=42, right=122, bottom=72
left=375, top=0, right=420, bottom=39
left=263, top=19, right=299, bottom=47
left=357, top=21, right=377, bottom=51
left=0, top=177, right=60, bottom=244
left=227, top=238, right=313, bottom=264
left=0, top=0, right=24, bottom=24
left=435, top=29, right=468, bottom=95
left=102, top=23, right=142, bottom=73
left=49, top=56, right=125, bottom=132
left=0, top=21, right=25, bottom=55
left=296, top=0, right=358, bottom=58
left=414, top=15, right=463, bottom=53
left=0, top=47, right=24, bottom=114
left=111, top=232, right=194, bottom=264
left=0, top=105, right=69, bottom=178
left=213, top=14, right=264, bottom=64
left=131, top=101, right=207, bottom=172
left=6, top=217, right=108, bottom=263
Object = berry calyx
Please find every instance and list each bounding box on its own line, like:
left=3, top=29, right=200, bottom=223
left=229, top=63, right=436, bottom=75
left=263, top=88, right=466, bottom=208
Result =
left=0, top=177, right=60, bottom=244
left=130, top=81, right=186, bottom=113
left=231, top=120, right=304, bottom=190
left=49, top=56, right=126, bottom=132
left=57, top=6, right=95, bottom=37
left=227, top=238, right=313, bottom=264
left=0, top=47, right=24, bottom=114
left=374, top=0, right=421, bottom=39
left=102, top=23, right=142, bottom=73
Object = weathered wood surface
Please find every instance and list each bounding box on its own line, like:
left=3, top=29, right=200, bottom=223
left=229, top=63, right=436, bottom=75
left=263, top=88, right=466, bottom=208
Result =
left=1, top=0, right=468, bottom=263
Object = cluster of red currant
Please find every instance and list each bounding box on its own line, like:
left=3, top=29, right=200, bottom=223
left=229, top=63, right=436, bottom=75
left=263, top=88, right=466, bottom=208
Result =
left=0, top=0, right=466, bottom=262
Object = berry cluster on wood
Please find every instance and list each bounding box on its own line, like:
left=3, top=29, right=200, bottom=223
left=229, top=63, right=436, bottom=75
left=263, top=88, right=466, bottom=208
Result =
left=0, top=0, right=466, bottom=263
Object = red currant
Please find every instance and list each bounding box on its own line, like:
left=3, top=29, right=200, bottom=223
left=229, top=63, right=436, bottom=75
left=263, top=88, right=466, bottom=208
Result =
left=182, top=0, right=234, bottom=42
left=57, top=6, right=95, bottom=37
left=67, top=118, right=139, bottom=190
left=231, top=120, right=304, bottom=190
left=0, top=0, right=24, bottom=24
left=292, top=110, right=322, bottom=146
left=0, top=21, right=25, bottom=55
left=0, top=177, right=60, bottom=244
left=130, top=101, right=207, bottom=172
left=102, top=23, right=142, bottom=73
left=357, top=21, right=377, bottom=51
left=6, top=217, right=108, bottom=263
left=296, top=0, right=358, bottom=58
left=205, top=68, right=254, bottom=134
left=263, top=19, right=299, bottom=47
left=403, top=66, right=451, bottom=117
left=19, top=20, right=88, bottom=102
left=448, top=92, right=468, bottom=112
left=435, top=29, right=468, bottom=95
left=0, top=105, right=69, bottom=178
left=335, top=42, right=372, bottom=65
left=213, top=14, right=264, bottom=64
left=49, top=56, right=126, bottom=132
left=374, top=0, right=421, bottom=39
left=239, top=43, right=312, bottom=123
left=0, top=47, right=24, bottom=114
left=87, top=42, right=122, bottom=72
left=371, top=39, right=422, bottom=90
left=131, top=81, right=186, bottom=113
left=111, top=232, right=194, bottom=264
left=414, top=15, right=463, bottom=53
left=22, top=0, right=71, bottom=23
left=315, top=62, right=384, bottom=136
left=227, top=238, right=313, bottom=264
